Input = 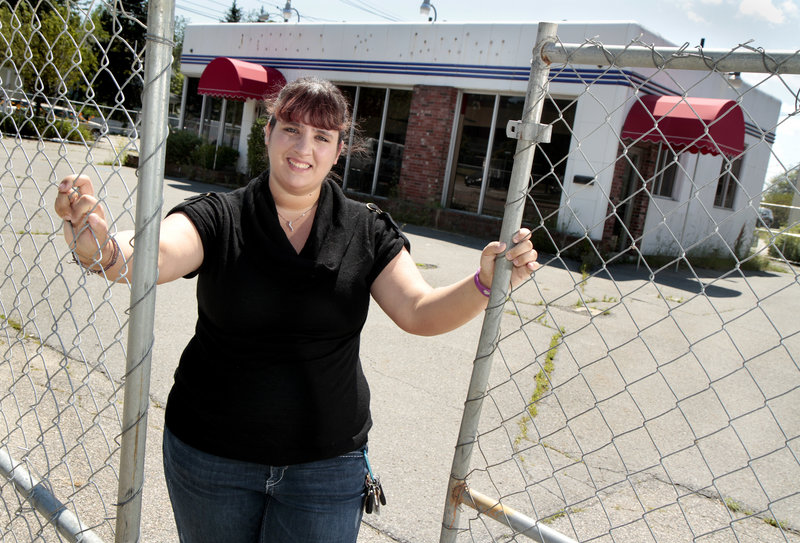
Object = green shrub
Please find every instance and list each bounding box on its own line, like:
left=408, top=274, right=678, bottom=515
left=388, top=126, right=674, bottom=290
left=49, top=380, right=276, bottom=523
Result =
left=190, top=143, right=239, bottom=171
left=167, top=130, right=203, bottom=165
left=528, top=218, right=559, bottom=256
left=43, top=119, right=91, bottom=142
left=191, top=143, right=217, bottom=170
left=247, top=117, right=269, bottom=177
left=214, top=145, right=239, bottom=171
left=1, top=113, right=89, bottom=142
left=769, top=224, right=800, bottom=262
left=0, top=113, right=21, bottom=136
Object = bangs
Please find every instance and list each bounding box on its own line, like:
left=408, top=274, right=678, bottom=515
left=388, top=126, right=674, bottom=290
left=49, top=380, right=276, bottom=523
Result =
left=275, top=91, right=347, bottom=133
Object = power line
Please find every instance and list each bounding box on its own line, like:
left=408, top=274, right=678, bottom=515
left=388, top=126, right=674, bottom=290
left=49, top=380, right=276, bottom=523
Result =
left=337, top=0, right=402, bottom=21
left=193, top=0, right=237, bottom=11
left=176, top=2, right=227, bottom=21
left=177, top=0, right=244, bottom=21
left=300, top=14, right=339, bottom=22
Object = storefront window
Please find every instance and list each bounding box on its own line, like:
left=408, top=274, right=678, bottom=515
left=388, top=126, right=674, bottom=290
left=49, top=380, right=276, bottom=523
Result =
left=196, top=96, right=244, bottom=151
left=181, top=78, right=203, bottom=134
left=330, top=85, right=357, bottom=183
left=199, top=96, right=222, bottom=143
left=340, top=86, right=412, bottom=196
left=448, top=92, right=575, bottom=221
left=523, top=97, right=575, bottom=224
left=448, top=94, right=497, bottom=213
left=346, top=87, right=386, bottom=194
left=221, top=99, right=244, bottom=149
left=375, top=89, right=412, bottom=197
left=481, top=96, right=526, bottom=217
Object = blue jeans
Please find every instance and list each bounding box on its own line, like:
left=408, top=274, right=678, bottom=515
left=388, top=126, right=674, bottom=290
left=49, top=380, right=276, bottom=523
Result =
left=162, top=427, right=368, bottom=543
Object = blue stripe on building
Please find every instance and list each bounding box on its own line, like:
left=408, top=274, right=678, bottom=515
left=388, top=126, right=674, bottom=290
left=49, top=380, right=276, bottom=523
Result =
left=181, top=54, right=776, bottom=144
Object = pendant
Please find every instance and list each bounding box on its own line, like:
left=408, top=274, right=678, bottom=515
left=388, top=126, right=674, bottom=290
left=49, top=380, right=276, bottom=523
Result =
left=287, top=221, right=295, bottom=232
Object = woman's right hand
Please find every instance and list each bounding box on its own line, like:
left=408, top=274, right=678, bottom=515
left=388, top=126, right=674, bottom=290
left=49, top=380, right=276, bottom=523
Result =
left=54, top=174, right=112, bottom=266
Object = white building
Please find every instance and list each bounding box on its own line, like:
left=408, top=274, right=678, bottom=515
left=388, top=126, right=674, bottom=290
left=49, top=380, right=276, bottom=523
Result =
left=179, top=21, right=781, bottom=258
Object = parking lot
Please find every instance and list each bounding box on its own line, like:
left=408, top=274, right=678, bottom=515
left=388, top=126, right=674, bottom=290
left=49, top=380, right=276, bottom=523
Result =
left=1, top=136, right=799, bottom=542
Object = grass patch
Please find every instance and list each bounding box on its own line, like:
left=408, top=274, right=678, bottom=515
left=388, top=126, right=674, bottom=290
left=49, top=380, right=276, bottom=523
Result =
left=642, top=251, right=787, bottom=274
left=743, top=254, right=791, bottom=273
left=724, top=498, right=753, bottom=515
left=515, top=327, right=565, bottom=447
left=541, top=510, right=566, bottom=524
left=723, top=498, right=789, bottom=530
left=98, top=151, right=129, bottom=167
left=1, top=314, right=24, bottom=332
left=763, top=517, right=788, bottom=530
left=575, top=296, right=613, bottom=315
left=540, top=506, right=584, bottom=525
left=1, top=314, right=40, bottom=343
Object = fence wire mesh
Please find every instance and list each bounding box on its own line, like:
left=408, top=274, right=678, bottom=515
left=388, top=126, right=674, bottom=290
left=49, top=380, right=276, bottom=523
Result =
left=0, top=0, right=147, bottom=540
left=446, top=33, right=800, bottom=543
left=2, top=4, right=800, bottom=542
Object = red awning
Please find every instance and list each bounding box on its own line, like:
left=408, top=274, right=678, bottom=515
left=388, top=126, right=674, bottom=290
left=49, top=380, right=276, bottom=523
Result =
left=198, top=57, right=286, bottom=101
left=621, top=95, right=744, bottom=157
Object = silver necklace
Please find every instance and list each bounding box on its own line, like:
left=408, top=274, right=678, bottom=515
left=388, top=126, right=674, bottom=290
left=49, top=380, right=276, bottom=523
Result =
left=276, top=202, right=318, bottom=232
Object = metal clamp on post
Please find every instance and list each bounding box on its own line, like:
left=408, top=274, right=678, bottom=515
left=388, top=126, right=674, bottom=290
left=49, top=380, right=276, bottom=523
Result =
left=506, top=120, right=552, bottom=143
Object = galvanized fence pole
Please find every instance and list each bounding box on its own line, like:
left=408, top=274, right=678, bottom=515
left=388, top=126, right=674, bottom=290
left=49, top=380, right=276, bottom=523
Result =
left=439, top=21, right=559, bottom=543
left=541, top=42, right=800, bottom=74
left=0, top=449, right=105, bottom=543
left=114, top=0, right=175, bottom=540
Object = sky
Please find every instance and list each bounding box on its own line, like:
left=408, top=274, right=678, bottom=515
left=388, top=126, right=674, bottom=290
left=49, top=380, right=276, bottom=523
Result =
left=175, top=0, right=800, bottom=180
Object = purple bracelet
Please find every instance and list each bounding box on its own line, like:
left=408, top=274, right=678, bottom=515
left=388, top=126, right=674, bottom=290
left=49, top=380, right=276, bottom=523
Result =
left=473, top=269, right=491, bottom=297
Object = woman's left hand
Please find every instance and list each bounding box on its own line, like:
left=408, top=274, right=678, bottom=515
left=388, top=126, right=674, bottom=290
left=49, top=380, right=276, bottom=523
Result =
left=478, top=228, right=540, bottom=291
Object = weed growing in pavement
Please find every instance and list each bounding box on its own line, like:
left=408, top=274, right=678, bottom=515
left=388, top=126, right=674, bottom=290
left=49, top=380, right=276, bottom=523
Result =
left=515, top=327, right=565, bottom=448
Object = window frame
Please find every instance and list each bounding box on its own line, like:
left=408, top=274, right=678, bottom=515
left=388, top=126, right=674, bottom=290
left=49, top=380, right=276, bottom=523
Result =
left=651, top=143, right=680, bottom=199
left=714, top=152, right=744, bottom=210
left=337, top=84, right=413, bottom=197
left=444, top=91, right=576, bottom=218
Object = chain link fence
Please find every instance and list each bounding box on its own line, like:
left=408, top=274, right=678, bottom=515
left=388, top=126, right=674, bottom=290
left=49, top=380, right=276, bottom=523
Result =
left=1, top=0, right=172, bottom=540
left=2, top=5, right=800, bottom=543
left=441, top=23, right=800, bottom=543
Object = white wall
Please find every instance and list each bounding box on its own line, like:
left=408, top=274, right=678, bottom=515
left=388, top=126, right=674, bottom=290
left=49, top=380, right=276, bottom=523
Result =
left=182, top=21, right=673, bottom=94
left=557, top=84, right=633, bottom=240
left=639, top=131, right=774, bottom=258
left=182, top=20, right=782, bottom=256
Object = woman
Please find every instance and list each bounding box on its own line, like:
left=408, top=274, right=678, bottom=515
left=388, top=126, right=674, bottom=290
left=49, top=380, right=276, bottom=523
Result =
left=54, top=77, right=539, bottom=543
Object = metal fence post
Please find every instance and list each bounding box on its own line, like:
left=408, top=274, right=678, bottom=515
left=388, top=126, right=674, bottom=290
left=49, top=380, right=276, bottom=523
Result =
left=0, top=450, right=105, bottom=543
left=114, top=0, right=175, bottom=540
left=439, top=21, right=558, bottom=543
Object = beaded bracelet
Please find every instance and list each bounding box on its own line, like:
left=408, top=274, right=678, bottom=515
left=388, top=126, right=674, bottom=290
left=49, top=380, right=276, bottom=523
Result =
left=73, top=236, right=120, bottom=275
left=473, top=269, right=491, bottom=297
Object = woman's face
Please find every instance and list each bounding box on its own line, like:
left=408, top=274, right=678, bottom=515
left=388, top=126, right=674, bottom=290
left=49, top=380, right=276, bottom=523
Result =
left=266, top=117, right=343, bottom=196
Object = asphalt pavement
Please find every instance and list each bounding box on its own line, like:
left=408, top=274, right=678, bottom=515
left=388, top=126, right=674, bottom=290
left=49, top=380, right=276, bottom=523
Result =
left=2, top=136, right=798, bottom=543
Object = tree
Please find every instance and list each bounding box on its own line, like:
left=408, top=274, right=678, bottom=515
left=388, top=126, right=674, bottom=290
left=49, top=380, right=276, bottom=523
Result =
left=0, top=1, right=100, bottom=104
left=223, top=0, right=242, bottom=22
left=763, top=164, right=799, bottom=228
left=243, top=8, right=269, bottom=22
left=170, top=15, right=187, bottom=96
left=91, top=0, right=149, bottom=113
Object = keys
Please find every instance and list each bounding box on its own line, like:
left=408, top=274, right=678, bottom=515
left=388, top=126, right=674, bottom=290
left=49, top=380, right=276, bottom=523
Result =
left=362, top=449, right=386, bottom=515
left=364, top=473, right=386, bottom=514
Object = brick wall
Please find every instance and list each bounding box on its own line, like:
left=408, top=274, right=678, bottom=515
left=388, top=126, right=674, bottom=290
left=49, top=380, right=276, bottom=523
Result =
left=600, top=142, right=657, bottom=252
left=398, top=85, right=459, bottom=205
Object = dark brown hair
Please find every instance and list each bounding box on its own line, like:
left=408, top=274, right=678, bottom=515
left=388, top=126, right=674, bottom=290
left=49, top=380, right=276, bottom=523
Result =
left=266, top=77, right=351, bottom=144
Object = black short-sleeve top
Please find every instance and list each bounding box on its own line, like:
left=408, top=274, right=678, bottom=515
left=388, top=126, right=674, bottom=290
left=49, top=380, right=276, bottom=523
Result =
left=164, top=174, right=409, bottom=465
